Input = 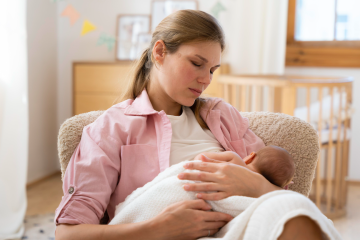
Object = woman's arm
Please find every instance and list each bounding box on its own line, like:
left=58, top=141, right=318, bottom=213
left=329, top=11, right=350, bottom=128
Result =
left=56, top=222, right=153, bottom=240
left=56, top=199, right=233, bottom=240
left=179, top=154, right=282, bottom=200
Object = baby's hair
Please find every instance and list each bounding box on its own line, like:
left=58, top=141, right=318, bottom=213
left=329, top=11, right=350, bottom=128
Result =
left=254, top=145, right=295, bottom=188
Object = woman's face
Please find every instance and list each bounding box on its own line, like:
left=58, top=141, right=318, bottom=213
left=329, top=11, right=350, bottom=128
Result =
left=150, top=40, right=222, bottom=107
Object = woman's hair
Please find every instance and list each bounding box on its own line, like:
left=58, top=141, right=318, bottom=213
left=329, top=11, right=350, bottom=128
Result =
left=116, top=10, right=225, bottom=129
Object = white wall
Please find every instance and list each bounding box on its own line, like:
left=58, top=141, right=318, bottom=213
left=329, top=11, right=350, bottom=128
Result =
left=27, top=0, right=59, bottom=183
left=285, top=67, right=360, bottom=181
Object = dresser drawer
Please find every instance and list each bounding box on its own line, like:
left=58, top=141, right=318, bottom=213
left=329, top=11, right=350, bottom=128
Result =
left=74, top=93, right=120, bottom=115
left=74, top=62, right=133, bottom=94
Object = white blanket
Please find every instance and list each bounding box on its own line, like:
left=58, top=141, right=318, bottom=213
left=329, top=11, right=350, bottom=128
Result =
left=109, top=160, right=342, bottom=240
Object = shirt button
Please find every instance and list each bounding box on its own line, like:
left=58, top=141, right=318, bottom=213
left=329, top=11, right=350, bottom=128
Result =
left=68, top=187, right=74, bottom=194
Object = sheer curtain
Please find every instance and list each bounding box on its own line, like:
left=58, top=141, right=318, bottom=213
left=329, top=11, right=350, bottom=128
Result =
left=220, top=0, right=288, bottom=75
left=0, top=0, right=28, bottom=239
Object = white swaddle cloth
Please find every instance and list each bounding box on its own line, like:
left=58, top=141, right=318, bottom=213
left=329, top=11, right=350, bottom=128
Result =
left=109, top=160, right=342, bottom=240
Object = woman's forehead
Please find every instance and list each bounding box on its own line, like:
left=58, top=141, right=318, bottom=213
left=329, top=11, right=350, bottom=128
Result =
left=177, top=41, right=221, bottom=61
left=179, top=41, right=221, bottom=52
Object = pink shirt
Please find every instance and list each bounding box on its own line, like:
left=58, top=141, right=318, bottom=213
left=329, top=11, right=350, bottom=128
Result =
left=54, top=89, right=265, bottom=226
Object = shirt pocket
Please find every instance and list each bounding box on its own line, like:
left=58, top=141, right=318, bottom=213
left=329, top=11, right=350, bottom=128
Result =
left=118, top=144, right=160, bottom=201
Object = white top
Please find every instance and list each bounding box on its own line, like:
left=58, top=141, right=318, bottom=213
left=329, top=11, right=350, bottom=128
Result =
left=167, top=106, right=225, bottom=166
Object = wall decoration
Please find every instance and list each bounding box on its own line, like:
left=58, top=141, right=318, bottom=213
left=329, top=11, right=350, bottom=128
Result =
left=97, top=33, right=117, bottom=52
left=134, top=32, right=152, bottom=58
left=211, top=1, right=226, bottom=19
left=61, top=4, right=80, bottom=25
left=81, top=20, right=97, bottom=36
left=115, top=15, right=151, bottom=61
left=151, top=0, right=198, bottom=32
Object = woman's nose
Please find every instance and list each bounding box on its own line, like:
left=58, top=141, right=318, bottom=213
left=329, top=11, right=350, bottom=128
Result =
left=198, top=70, right=212, bottom=85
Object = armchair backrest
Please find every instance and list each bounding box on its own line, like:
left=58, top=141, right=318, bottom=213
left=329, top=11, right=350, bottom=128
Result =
left=58, top=111, right=319, bottom=197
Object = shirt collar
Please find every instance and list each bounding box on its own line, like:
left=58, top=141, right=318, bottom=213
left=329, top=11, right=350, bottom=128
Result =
left=124, top=88, right=223, bottom=117
left=124, top=89, right=158, bottom=116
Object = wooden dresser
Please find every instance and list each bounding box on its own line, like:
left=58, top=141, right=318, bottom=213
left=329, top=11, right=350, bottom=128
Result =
left=73, top=62, right=229, bottom=115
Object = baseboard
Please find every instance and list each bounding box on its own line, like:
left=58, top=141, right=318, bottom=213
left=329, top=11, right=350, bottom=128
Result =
left=347, top=180, right=360, bottom=186
left=26, top=170, right=61, bottom=188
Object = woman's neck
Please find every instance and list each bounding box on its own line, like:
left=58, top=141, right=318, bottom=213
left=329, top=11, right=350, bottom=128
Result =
left=147, top=86, right=182, bottom=116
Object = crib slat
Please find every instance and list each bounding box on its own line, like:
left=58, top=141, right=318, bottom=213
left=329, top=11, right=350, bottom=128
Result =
left=316, top=88, right=323, bottom=208
left=224, top=84, right=230, bottom=103
left=249, top=86, right=254, bottom=112
left=219, top=82, right=224, bottom=99
left=231, top=85, right=239, bottom=111
left=307, top=87, right=311, bottom=123
left=340, top=87, right=350, bottom=208
left=326, top=87, right=334, bottom=214
left=236, top=86, right=241, bottom=111
left=268, top=86, right=274, bottom=112
left=334, top=88, right=343, bottom=210
left=281, top=86, right=296, bottom=116
left=241, top=86, right=246, bottom=112
left=255, top=86, right=262, bottom=111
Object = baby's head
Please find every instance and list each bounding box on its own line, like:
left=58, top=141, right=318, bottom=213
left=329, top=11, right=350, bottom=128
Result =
left=244, top=145, right=295, bottom=188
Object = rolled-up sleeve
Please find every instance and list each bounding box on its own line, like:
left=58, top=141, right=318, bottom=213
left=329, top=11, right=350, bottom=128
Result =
left=54, top=118, right=122, bottom=226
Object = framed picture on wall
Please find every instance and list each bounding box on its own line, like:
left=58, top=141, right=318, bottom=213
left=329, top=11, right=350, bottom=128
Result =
left=134, top=32, right=152, bottom=59
left=151, top=0, right=198, bottom=32
left=115, top=15, right=151, bottom=61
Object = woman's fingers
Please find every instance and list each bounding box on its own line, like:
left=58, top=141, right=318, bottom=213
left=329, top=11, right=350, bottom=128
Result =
left=181, top=199, right=212, bottom=211
left=204, top=221, right=229, bottom=230
left=183, top=182, right=222, bottom=192
left=196, top=191, right=229, bottom=201
left=199, top=154, right=224, bottom=163
left=201, top=210, right=234, bottom=222
left=198, top=151, right=239, bottom=162
left=178, top=170, right=218, bottom=182
left=183, top=161, right=219, bottom=172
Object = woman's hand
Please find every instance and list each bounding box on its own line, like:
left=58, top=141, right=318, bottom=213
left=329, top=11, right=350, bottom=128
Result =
left=147, top=199, right=233, bottom=240
left=179, top=153, right=282, bottom=200
left=194, top=151, right=246, bottom=167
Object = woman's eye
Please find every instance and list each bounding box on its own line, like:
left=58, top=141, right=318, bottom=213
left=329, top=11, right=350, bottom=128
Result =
left=192, top=61, right=214, bottom=74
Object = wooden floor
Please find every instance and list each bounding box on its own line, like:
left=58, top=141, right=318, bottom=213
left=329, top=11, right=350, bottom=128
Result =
left=26, top=171, right=360, bottom=239
left=26, top=171, right=63, bottom=216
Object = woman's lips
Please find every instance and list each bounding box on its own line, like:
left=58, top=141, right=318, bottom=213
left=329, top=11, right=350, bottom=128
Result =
left=189, top=88, right=202, bottom=97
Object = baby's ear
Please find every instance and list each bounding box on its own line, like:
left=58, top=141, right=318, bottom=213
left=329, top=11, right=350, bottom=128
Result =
left=283, top=181, right=294, bottom=190
left=244, top=152, right=256, bottom=164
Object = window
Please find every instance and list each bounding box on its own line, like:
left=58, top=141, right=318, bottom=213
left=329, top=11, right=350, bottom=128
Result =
left=286, top=0, right=360, bottom=67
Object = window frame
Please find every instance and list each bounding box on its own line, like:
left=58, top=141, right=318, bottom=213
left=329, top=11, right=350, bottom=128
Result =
left=286, top=0, right=360, bottom=68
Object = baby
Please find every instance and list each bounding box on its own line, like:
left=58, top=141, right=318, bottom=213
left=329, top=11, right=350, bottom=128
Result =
left=110, top=145, right=295, bottom=226
left=195, top=145, right=295, bottom=189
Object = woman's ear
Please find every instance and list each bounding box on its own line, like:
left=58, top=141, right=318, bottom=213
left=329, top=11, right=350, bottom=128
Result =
left=244, top=152, right=256, bottom=165
left=152, top=40, right=167, bottom=67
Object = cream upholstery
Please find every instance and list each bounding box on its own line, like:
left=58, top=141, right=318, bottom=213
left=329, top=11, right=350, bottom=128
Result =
left=58, top=111, right=319, bottom=197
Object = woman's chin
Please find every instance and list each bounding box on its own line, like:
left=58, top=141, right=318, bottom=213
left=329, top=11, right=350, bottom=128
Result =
left=181, top=98, right=196, bottom=107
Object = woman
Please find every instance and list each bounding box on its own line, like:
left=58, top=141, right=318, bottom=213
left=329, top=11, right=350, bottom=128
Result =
left=55, top=10, right=326, bottom=240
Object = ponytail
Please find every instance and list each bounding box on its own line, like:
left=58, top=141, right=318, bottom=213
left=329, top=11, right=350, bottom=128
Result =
left=116, top=48, right=152, bottom=102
